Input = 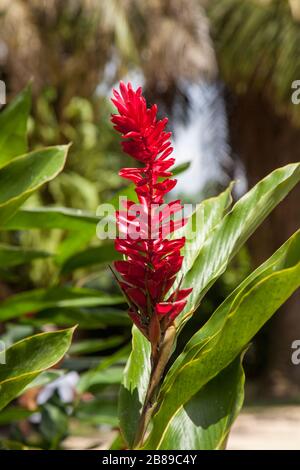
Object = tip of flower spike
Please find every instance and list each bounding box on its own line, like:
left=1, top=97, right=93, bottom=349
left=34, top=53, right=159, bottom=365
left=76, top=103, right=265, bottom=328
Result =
left=119, top=81, right=128, bottom=100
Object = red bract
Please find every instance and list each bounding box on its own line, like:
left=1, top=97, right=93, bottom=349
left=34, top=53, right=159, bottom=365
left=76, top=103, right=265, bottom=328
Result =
left=111, top=82, right=192, bottom=344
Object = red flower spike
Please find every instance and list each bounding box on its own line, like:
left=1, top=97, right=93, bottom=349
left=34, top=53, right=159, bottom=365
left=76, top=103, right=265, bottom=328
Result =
left=111, top=82, right=192, bottom=343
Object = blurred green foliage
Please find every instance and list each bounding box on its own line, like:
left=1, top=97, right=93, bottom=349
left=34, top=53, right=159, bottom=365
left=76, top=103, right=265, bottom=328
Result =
left=0, top=87, right=131, bottom=450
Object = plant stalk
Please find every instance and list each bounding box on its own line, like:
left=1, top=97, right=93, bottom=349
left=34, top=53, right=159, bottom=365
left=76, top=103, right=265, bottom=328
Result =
left=133, top=325, right=176, bottom=449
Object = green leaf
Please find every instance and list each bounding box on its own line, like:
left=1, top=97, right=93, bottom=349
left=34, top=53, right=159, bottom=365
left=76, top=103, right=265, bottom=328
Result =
left=156, top=355, right=245, bottom=450
left=75, top=398, right=118, bottom=426
left=76, top=367, right=124, bottom=393
left=0, top=406, right=36, bottom=425
left=0, top=327, right=75, bottom=411
left=170, top=228, right=300, bottom=377
left=69, top=336, right=124, bottom=356
left=78, top=344, right=131, bottom=393
left=40, top=403, right=68, bottom=448
left=0, top=87, right=31, bottom=168
left=2, top=207, right=99, bottom=231
left=110, top=432, right=126, bottom=450
left=119, top=326, right=151, bottom=448
left=0, top=406, right=36, bottom=426
left=0, top=145, right=69, bottom=225
left=180, top=163, right=300, bottom=319
left=172, top=161, right=191, bottom=176
left=62, top=356, right=112, bottom=371
left=0, top=287, right=124, bottom=321
left=55, top=230, right=95, bottom=266
left=175, top=184, right=233, bottom=292
left=0, top=244, right=51, bottom=267
left=60, top=243, right=121, bottom=274
left=144, top=230, right=300, bottom=449
left=22, top=307, right=130, bottom=329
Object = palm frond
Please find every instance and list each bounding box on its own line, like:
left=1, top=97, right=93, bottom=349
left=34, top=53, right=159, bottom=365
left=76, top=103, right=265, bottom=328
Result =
left=207, top=0, right=300, bottom=124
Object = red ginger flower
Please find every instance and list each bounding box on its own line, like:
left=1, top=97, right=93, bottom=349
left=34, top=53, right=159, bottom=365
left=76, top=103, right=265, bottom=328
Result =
left=111, top=82, right=192, bottom=344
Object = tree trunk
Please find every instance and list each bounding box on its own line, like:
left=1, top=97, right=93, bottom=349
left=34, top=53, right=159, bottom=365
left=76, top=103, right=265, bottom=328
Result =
left=228, top=91, right=300, bottom=397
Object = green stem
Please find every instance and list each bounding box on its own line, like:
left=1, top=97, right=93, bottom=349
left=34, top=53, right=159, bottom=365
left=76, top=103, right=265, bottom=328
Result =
left=133, top=325, right=176, bottom=449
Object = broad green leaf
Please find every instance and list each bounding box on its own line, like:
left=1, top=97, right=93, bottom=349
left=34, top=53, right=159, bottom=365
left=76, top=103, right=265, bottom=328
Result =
left=0, top=244, right=51, bottom=267
left=0, top=87, right=31, bottom=167
left=60, top=243, right=121, bottom=274
left=110, top=432, right=127, bottom=450
left=76, top=367, right=124, bottom=392
left=22, top=307, right=130, bottom=329
left=180, top=163, right=300, bottom=319
left=0, top=327, right=74, bottom=411
left=118, top=187, right=233, bottom=448
left=0, top=406, right=35, bottom=425
left=78, top=344, right=131, bottom=393
left=144, top=231, right=300, bottom=449
left=118, top=326, right=151, bottom=448
left=75, top=398, right=118, bottom=426
left=55, top=229, right=96, bottom=266
left=2, top=207, right=99, bottom=231
left=175, top=184, right=233, bottom=290
left=0, top=146, right=69, bottom=225
left=2, top=207, right=98, bottom=267
left=62, top=356, right=114, bottom=371
left=157, top=355, right=245, bottom=450
left=169, top=228, right=300, bottom=377
left=0, top=287, right=124, bottom=321
left=69, top=336, right=124, bottom=356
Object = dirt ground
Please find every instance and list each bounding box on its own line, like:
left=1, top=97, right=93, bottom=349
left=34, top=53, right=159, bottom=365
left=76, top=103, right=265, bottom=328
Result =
left=227, top=405, right=300, bottom=450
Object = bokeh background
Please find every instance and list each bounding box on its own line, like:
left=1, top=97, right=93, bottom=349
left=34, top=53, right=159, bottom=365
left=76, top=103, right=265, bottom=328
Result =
left=1, top=0, right=300, bottom=449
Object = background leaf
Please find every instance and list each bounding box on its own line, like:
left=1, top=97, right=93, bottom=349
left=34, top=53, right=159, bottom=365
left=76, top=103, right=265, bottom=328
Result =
left=0, top=287, right=124, bottom=321
left=0, top=244, right=51, bottom=267
left=2, top=207, right=99, bottom=231
left=75, top=398, right=118, bottom=426
left=23, top=307, right=130, bottom=330
left=0, top=327, right=75, bottom=411
left=0, top=145, right=69, bottom=225
left=0, top=86, right=31, bottom=168
left=60, top=243, right=121, bottom=274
